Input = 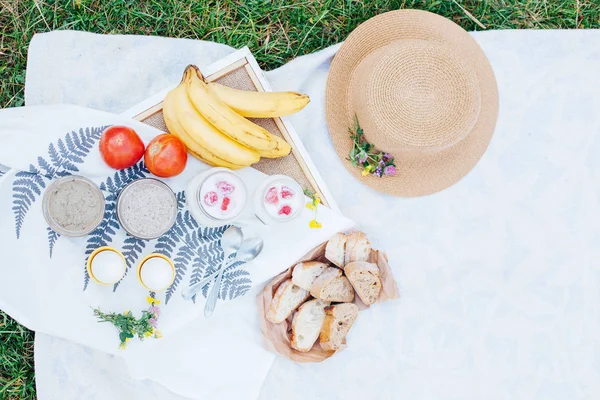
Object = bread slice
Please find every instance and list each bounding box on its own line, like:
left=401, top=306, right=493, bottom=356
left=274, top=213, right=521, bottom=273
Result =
left=344, top=231, right=371, bottom=265
left=325, top=233, right=347, bottom=267
left=344, top=261, right=382, bottom=305
left=310, top=267, right=354, bottom=302
left=292, top=261, right=328, bottom=291
left=319, top=303, right=359, bottom=351
left=291, top=299, right=330, bottom=352
left=266, top=279, right=310, bottom=323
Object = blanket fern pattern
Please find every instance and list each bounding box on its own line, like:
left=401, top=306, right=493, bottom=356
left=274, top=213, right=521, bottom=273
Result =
left=8, top=127, right=253, bottom=302
left=116, top=234, right=147, bottom=291
left=47, top=227, right=60, bottom=258
left=11, top=126, right=108, bottom=240
left=83, top=162, right=148, bottom=290
left=154, top=192, right=252, bottom=304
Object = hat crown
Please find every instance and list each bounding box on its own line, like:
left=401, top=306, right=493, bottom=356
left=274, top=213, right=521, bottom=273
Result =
left=350, top=40, right=481, bottom=155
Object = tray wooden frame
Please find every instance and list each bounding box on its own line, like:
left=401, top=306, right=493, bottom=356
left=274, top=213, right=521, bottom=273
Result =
left=122, top=47, right=337, bottom=211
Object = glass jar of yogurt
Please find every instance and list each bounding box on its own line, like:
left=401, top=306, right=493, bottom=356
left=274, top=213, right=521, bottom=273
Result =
left=254, top=175, right=304, bottom=224
left=186, top=168, right=248, bottom=227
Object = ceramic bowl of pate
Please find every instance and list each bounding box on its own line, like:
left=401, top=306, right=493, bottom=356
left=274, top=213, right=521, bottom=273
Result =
left=116, top=178, right=178, bottom=240
left=42, top=175, right=106, bottom=237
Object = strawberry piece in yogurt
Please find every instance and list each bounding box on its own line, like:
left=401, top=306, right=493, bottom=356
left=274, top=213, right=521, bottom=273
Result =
left=203, top=191, right=218, bottom=207
left=280, top=185, right=295, bottom=199
left=221, top=197, right=231, bottom=212
left=264, top=186, right=279, bottom=205
left=216, top=180, right=235, bottom=195
left=278, top=205, right=292, bottom=216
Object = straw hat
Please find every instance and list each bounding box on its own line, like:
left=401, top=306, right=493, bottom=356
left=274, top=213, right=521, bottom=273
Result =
left=325, top=10, right=498, bottom=197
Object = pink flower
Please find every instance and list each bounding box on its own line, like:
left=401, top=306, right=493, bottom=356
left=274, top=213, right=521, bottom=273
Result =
left=149, top=306, right=161, bottom=317
left=149, top=318, right=158, bottom=328
left=384, top=165, right=396, bottom=176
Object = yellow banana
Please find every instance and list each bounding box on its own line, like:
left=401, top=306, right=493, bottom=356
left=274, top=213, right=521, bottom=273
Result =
left=185, top=65, right=276, bottom=151
left=208, top=82, right=310, bottom=118
left=258, top=134, right=292, bottom=158
left=171, top=72, right=260, bottom=166
left=163, top=86, right=250, bottom=169
left=186, top=148, right=247, bottom=170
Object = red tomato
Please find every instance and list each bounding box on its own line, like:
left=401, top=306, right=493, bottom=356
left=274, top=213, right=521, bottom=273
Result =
left=99, top=126, right=145, bottom=169
left=144, top=134, right=188, bottom=177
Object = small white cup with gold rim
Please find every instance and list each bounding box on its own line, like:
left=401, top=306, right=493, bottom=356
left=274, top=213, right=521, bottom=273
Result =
left=137, top=253, right=176, bottom=292
left=86, top=246, right=127, bottom=285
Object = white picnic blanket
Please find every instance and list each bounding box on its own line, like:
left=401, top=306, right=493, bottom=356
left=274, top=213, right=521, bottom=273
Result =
left=0, top=37, right=354, bottom=399
left=12, top=27, right=600, bottom=399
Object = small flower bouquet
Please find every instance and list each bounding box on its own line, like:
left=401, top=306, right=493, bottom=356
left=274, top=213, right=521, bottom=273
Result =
left=349, top=116, right=396, bottom=178
left=93, top=296, right=162, bottom=349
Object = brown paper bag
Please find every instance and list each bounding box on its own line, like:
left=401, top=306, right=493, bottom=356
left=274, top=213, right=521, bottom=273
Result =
left=257, top=235, right=400, bottom=363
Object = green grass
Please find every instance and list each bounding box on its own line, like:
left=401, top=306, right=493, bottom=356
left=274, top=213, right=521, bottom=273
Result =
left=0, top=0, right=599, bottom=398
left=1, top=0, right=599, bottom=109
left=1, top=312, right=35, bottom=400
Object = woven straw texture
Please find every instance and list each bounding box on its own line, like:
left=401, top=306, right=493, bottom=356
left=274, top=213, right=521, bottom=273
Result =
left=139, top=65, right=313, bottom=191
left=326, top=10, right=498, bottom=197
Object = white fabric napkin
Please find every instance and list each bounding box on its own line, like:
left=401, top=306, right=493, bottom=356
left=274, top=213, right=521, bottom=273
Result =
left=16, top=28, right=600, bottom=400
left=0, top=102, right=353, bottom=398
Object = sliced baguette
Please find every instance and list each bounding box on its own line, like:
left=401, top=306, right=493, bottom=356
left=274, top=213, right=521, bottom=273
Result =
left=292, top=261, right=328, bottom=291
left=344, top=261, right=382, bottom=305
left=266, top=279, right=310, bottom=323
left=310, top=267, right=354, bottom=302
left=325, top=233, right=347, bottom=268
left=319, top=303, right=359, bottom=351
left=291, top=299, right=330, bottom=352
left=344, top=231, right=371, bottom=265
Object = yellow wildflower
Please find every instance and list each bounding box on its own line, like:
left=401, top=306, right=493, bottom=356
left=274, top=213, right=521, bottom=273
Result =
left=361, top=167, right=371, bottom=176
left=145, top=331, right=152, bottom=338
left=309, top=219, right=322, bottom=229
left=306, top=202, right=315, bottom=210
left=124, top=310, right=131, bottom=315
left=314, top=197, right=321, bottom=205
left=119, top=342, right=127, bottom=350
left=154, top=329, right=163, bottom=339
left=146, top=296, right=160, bottom=305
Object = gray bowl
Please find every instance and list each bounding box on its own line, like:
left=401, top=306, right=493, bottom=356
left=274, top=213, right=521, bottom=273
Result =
left=42, top=175, right=106, bottom=237
left=116, top=178, right=178, bottom=240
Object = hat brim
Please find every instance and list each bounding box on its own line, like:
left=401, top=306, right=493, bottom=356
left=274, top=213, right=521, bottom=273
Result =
left=325, top=10, right=499, bottom=197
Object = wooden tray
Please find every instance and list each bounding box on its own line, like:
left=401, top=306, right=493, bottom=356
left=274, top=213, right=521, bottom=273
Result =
left=124, top=47, right=337, bottom=210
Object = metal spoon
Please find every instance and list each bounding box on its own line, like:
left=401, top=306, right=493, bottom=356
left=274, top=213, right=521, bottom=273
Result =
left=202, top=237, right=263, bottom=316
left=181, top=237, right=264, bottom=301
left=204, top=226, right=243, bottom=317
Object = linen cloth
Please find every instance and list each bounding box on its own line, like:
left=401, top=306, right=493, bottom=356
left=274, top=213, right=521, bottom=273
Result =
left=0, top=34, right=354, bottom=400
left=15, top=28, right=600, bottom=399
left=0, top=103, right=354, bottom=398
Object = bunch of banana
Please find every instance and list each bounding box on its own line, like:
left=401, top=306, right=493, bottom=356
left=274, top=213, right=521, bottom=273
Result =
left=162, top=64, right=310, bottom=169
